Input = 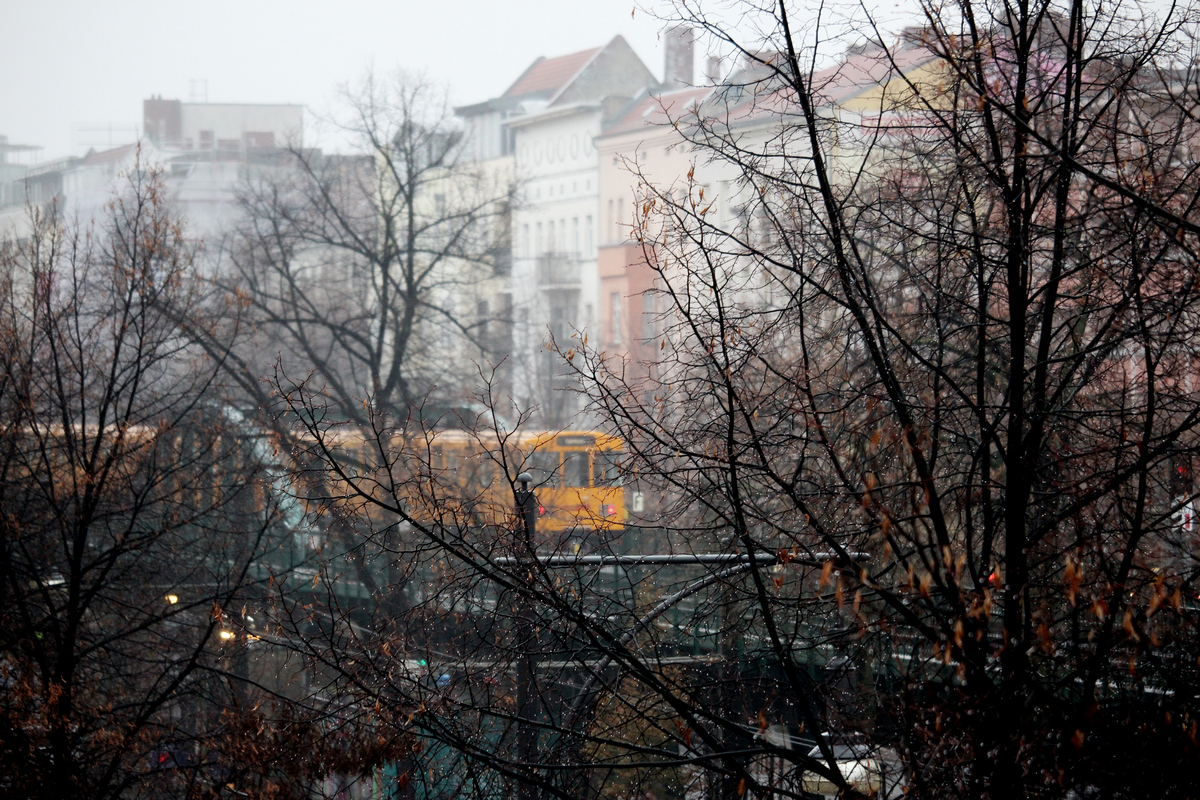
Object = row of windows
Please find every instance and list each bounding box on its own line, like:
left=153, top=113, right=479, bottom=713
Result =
left=515, top=181, right=761, bottom=266
left=608, top=291, right=658, bottom=347
left=520, top=216, right=595, bottom=259
left=517, top=181, right=751, bottom=258
left=517, top=197, right=636, bottom=257
left=524, top=450, right=623, bottom=489
left=603, top=182, right=742, bottom=245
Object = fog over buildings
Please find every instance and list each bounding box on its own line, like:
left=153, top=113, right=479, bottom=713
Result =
left=0, top=0, right=670, bottom=161
left=0, top=12, right=721, bottom=426
left=0, top=7, right=937, bottom=429
left=5, top=2, right=1200, bottom=798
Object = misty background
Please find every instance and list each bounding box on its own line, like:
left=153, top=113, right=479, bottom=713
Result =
left=1, top=0, right=673, bottom=158
left=0, top=0, right=944, bottom=160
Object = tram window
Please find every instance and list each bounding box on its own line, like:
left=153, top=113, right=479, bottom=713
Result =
left=594, top=451, right=624, bottom=487
left=526, top=450, right=559, bottom=488
left=563, top=452, right=591, bottom=488
left=471, top=458, right=496, bottom=488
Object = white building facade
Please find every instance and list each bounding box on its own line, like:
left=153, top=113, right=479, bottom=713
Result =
left=458, top=36, right=659, bottom=426
left=509, top=103, right=607, bottom=426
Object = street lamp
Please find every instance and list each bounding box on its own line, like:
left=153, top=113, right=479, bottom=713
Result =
left=515, top=472, right=537, bottom=546
left=514, top=471, right=538, bottom=800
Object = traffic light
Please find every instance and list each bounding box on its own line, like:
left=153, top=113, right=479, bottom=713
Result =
left=1170, top=454, right=1193, bottom=496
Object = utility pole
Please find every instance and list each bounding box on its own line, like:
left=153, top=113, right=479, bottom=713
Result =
left=514, top=472, right=539, bottom=800
left=715, top=562, right=740, bottom=800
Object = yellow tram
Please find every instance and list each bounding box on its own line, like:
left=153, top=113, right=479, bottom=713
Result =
left=421, top=429, right=626, bottom=533
left=316, top=428, right=626, bottom=534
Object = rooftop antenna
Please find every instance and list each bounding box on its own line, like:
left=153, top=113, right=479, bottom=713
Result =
left=0, top=136, right=41, bottom=165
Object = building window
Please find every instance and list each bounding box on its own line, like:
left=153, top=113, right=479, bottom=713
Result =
left=617, top=199, right=626, bottom=242
left=572, top=217, right=580, bottom=255
left=522, top=224, right=530, bottom=258
left=641, top=292, right=655, bottom=340
left=585, top=215, right=593, bottom=256
left=547, top=220, right=555, bottom=254
left=245, top=131, right=275, bottom=148
left=535, top=222, right=543, bottom=255
left=610, top=292, right=623, bottom=346
left=477, top=300, right=490, bottom=350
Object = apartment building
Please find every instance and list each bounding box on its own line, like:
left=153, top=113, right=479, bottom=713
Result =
left=593, top=35, right=940, bottom=379
left=458, top=36, right=661, bottom=426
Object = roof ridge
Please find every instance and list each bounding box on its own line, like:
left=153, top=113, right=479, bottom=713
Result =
left=548, top=36, right=620, bottom=106
left=502, top=55, right=546, bottom=98
left=504, top=44, right=609, bottom=100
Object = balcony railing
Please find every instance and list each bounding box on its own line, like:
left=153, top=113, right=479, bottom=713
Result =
left=536, top=252, right=581, bottom=287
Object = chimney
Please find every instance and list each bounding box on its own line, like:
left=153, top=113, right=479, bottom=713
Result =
left=664, top=25, right=695, bottom=88
left=143, top=98, right=182, bottom=145
left=705, top=55, right=723, bottom=85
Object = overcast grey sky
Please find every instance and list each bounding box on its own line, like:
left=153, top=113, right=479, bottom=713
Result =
left=0, top=0, right=676, bottom=160
left=3, top=0, right=1184, bottom=161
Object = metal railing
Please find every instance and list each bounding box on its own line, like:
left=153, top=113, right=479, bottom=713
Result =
left=536, top=252, right=581, bottom=286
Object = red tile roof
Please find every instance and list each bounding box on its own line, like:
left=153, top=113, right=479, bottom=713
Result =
left=807, top=44, right=935, bottom=106
left=504, top=47, right=601, bottom=99
left=602, top=44, right=937, bottom=140
left=81, top=143, right=140, bottom=165
left=603, top=86, right=715, bottom=137
left=714, top=44, right=939, bottom=126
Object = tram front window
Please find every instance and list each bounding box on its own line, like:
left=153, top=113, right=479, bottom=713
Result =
left=562, top=453, right=591, bottom=488
left=526, top=450, right=559, bottom=488
left=594, top=451, right=623, bottom=487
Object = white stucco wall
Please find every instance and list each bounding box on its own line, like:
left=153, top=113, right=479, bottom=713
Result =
left=508, top=105, right=604, bottom=423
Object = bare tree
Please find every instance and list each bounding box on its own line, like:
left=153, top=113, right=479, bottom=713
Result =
left=224, top=3, right=1200, bottom=800
left=175, top=72, right=522, bottom=649
left=0, top=166, right=402, bottom=800
left=563, top=0, right=1200, bottom=797
left=221, top=71, right=513, bottom=427
left=0, top=168, right=263, bottom=799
